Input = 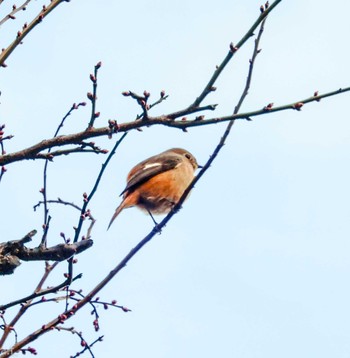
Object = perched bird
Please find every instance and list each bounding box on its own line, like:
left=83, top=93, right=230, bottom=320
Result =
left=108, top=148, right=200, bottom=229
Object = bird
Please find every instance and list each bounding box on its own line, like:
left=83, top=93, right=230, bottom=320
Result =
left=107, top=148, right=200, bottom=229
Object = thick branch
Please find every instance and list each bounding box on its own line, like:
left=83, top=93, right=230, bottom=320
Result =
left=0, top=86, right=349, bottom=167
left=0, top=232, right=93, bottom=275
left=15, top=240, right=93, bottom=262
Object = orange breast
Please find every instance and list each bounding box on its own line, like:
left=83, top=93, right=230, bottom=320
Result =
left=125, top=162, right=194, bottom=214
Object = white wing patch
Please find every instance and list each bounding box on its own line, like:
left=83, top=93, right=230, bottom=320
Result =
left=143, top=162, right=162, bottom=170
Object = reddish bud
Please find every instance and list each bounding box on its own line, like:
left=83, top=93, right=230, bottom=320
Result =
left=59, top=314, right=67, bottom=321
left=122, top=91, right=131, bottom=96
left=94, top=112, right=100, bottom=118
left=80, top=340, right=86, bottom=347
left=1, top=166, right=7, bottom=173
left=111, top=300, right=117, bottom=305
left=95, top=61, right=102, bottom=69
left=27, top=347, right=37, bottom=354
left=263, top=103, right=274, bottom=111
left=87, top=92, right=94, bottom=101
left=90, top=74, right=96, bottom=82
left=72, top=258, right=78, bottom=264
left=143, top=90, right=150, bottom=98
left=12, top=5, right=16, bottom=10
left=260, top=5, right=264, bottom=13
left=314, top=91, right=321, bottom=101
left=293, top=102, right=304, bottom=111
left=9, top=14, right=15, bottom=20
left=93, top=319, right=99, bottom=331
left=122, top=306, right=130, bottom=312
left=160, top=90, right=166, bottom=98
left=229, top=42, right=238, bottom=53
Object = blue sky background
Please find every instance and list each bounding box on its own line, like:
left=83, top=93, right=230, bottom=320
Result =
left=1, top=0, right=350, bottom=357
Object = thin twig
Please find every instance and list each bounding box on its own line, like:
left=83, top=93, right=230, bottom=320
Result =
left=190, top=0, right=281, bottom=108
left=35, top=146, right=108, bottom=160
left=0, top=0, right=32, bottom=27
left=72, top=132, right=128, bottom=243
left=88, top=62, right=102, bottom=128
left=0, top=262, right=58, bottom=349
left=34, top=198, right=82, bottom=212
left=0, top=0, right=70, bottom=67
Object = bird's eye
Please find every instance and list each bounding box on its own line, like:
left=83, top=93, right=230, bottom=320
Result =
left=185, top=153, right=191, bottom=160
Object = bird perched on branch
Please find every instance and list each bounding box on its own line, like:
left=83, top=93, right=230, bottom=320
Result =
left=108, top=148, right=200, bottom=229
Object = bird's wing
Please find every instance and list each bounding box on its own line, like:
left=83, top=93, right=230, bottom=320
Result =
left=120, top=156, right=181, bottom=196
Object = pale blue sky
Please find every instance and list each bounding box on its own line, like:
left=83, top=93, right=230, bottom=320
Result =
left=1, top=1, right=350, bottom=357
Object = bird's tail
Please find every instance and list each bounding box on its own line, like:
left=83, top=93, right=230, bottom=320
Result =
left=107, top=202, right=125, bottom=230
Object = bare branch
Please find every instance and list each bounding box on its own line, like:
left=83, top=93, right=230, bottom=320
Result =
left=1, top=85, right=349, bottom=168
left=0, top=261, right=59, bottom=349
left=0, top=0, right=70, bottom=67
left=16, top=240, right=93, bottom=262
left=0, top=0, right=32, bottom=27
left=33, top=198, right=82, bottom=212
left=88, top=62, right=102, bottom=128
left=0, top=231, right=92, bottom=273
left=190, top=0, right=282, bottom=108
